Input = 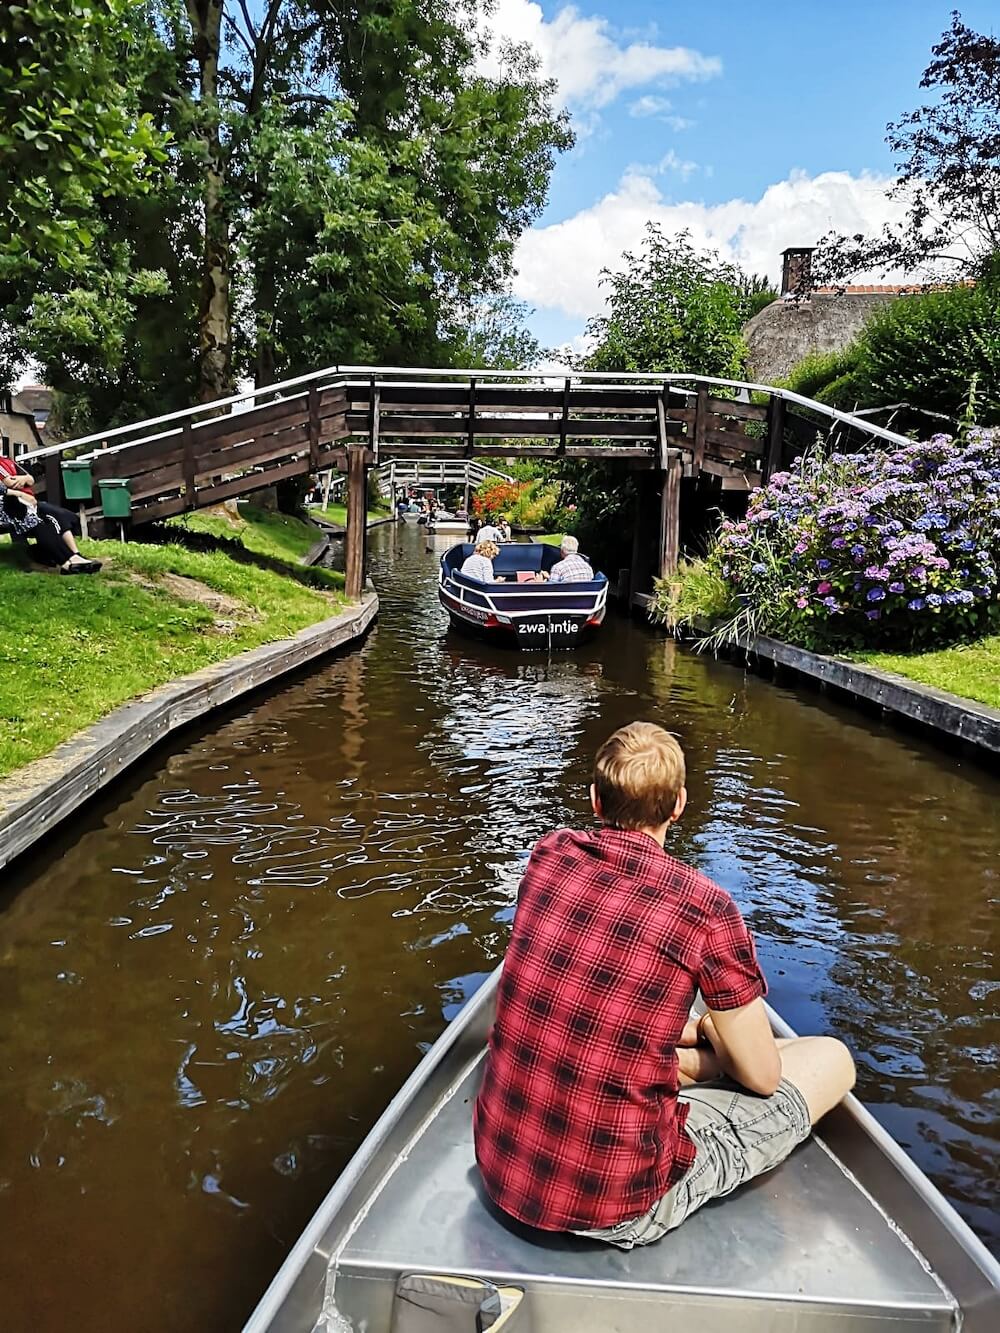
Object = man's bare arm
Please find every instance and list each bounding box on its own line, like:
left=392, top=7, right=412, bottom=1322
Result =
left=701, top=998, right=782, bottom=1096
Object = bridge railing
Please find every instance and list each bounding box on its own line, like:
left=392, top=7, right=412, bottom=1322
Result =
left=11, top=367, right=914, bottom=586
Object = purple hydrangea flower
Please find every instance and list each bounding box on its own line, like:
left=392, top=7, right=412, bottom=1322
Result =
left=865, top=609, right=881, bottom=620
left=888, top=581, right=905, bottom=593
left=908, top=598, right=925, bottom=611
left=867, top=586, right=886, bottom=603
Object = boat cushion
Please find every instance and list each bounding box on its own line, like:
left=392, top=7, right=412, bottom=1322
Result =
left=391, top=1274, right=524, bottom=1332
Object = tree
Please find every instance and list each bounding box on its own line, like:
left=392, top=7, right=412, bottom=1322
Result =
left=442, top=298, right=543, bottom=370
left=585, top=226, right=756, bottom=378
left=182, top=0, right=571, bottom=397
left=0, top=0, right=165, bottom=279
left=814, top=12, right=1000, bottom=285
left=0, top=0, right=168, bottom=392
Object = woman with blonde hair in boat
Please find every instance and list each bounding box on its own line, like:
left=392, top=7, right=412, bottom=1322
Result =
left=461, top=539, right=499, bottom=582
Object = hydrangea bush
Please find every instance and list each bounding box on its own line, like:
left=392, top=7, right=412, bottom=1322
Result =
left=708, top=430, right=1000, bottom=649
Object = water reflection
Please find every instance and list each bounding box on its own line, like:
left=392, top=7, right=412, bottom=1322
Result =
left=0, top=522, right=996, bottom=1333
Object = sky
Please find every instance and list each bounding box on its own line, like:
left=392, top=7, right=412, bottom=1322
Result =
left=478, top=0, right=1000, bottom=353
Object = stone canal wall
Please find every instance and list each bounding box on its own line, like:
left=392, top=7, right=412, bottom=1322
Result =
left=0, top=590, right=379, bottom=871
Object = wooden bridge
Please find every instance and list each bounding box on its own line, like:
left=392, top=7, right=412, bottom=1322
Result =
left=15, top=365, right=910, bottom=602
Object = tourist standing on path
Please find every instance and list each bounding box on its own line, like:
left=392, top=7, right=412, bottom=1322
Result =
left=474, top=721, right=855, bottom=1247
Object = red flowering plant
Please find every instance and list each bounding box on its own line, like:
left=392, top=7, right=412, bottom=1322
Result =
left=472, top=479, right=527, bottom=519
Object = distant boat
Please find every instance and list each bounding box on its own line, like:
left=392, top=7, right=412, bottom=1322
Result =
left=438, top=541, right=608, bottom=649
left=427, top=514, right=471, bottom=536
left=243, top=967, right=1000, bottom=1332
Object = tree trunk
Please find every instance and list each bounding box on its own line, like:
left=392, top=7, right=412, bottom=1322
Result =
left=187, top=0, right=232, bottom=404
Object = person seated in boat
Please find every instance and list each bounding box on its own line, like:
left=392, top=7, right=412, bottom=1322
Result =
left=475, top=518, right=502, bottom=544
left=474, top=721, right=856, bottom=1247
left=497, top=516, right=512, bottom=543
left=546, top=534, right=593, bottom=582
left=461, top=539, right=499, bottom=582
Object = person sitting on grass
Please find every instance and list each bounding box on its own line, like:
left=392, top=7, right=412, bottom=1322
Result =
left=461, top=539, right=499, bottom=583
left=474, top=721, right=855, bottom=1247
left=0, top=456, right=101, bottom=575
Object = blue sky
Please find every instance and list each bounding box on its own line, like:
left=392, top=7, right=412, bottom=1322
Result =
left=480, top=1, right=999, bottom=349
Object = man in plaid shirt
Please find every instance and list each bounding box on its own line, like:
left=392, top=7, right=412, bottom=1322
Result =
left=474, top=722, right=855, bottom=1244
left=547, top=534, right=593, bottom=583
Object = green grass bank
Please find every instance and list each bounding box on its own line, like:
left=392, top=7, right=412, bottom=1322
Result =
left=308, top=503, right=389, bottom=528
left=849, top=638, right=1000, bottom=711
left=0, top=507, right=346, bottom=778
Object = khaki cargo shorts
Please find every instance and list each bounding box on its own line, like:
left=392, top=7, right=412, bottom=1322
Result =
left=576, top=1077, right=811, bottom=1248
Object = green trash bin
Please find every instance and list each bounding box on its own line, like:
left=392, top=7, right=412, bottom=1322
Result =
left=61, top=458, right=93, bottom=501
left=99, top=477, right=132, bottom=519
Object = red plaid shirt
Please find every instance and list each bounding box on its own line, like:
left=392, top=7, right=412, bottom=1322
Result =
left=474, top=827, right=766, bottom=1231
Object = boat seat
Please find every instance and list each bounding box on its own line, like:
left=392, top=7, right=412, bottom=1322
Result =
left=331, top=1056, right=957, bottom=1333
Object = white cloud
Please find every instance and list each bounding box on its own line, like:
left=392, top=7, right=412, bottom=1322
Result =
left=479, top=1, right=721, bottom=110
left=628, top=96, right=694, bottom=131
left=512, top=168, right=912, bottom=321
left=628, top=95, right=672, bottom=118
left=656, top=149, right=699, bottom=180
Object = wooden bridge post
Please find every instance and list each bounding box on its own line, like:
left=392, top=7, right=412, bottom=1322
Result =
left=764, top=392, right=785, bottom=481
left=345, top=443, right=368, bottom=601
left=181, top=420, right=196, bottom=509
left=660, top=452, right=682, bottom=578
left=44, top=453, right=64, bottom=508
left=692, top=385, right=708, bottom=474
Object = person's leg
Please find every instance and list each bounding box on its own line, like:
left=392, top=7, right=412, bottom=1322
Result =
left=36, top=503, right=99, bottom=571
left=776, top=1035, right=856, bottom=1124
left=31, top=517, right=75, bottom=566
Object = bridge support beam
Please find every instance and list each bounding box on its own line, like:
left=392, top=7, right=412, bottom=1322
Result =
left=345, top=444, right=368, bottom=601
left=628, top=452, right=683, bottom=606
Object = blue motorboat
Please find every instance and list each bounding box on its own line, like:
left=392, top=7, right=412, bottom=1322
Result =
left=439, top=542, right=608, bottom=649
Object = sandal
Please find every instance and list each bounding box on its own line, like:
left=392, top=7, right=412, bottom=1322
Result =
left=60, top=560, right=102, bottom=575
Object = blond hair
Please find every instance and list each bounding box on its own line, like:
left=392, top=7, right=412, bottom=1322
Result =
left=593, top=722, right=686, bottom=830
left=475, top=539, right=499, bottom=558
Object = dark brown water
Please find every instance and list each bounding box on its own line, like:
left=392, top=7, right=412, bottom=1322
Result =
left=1, top=523, right=997, bottom=1332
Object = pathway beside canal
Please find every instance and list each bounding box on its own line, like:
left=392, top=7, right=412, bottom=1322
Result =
left=1, top=522, right=997, bottom=1332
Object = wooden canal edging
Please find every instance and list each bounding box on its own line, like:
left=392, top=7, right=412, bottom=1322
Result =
left=14, top=365, right=913, bottom=606
left=0, top=590, right=378, bottom=873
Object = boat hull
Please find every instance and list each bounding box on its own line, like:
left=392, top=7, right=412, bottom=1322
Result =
left=244, top=968, right=1000, bottom=1333
left=438, top=542, right=608, bottom=651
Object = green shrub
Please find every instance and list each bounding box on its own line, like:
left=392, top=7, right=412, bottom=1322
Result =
left=782, top=346, right=861, bottom=400
left=815, top=370, right=869, bottom=411
left=857, top=283, right=1000, bottom=424
left=649, top=560, right=734, bottom=634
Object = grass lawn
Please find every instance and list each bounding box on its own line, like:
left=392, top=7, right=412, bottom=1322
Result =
left=167, top=504, right=344, bottom=590
left=850, top=637, right=1000, bottom=711
left=0, top=524, right=346, bottom=779
left=308, top=503, right=389, bottom=528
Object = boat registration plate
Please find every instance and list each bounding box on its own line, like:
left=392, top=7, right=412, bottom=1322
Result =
left=515, top=615, right=581, bottom=647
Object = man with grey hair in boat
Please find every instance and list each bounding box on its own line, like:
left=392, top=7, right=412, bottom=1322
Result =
left=546, top=534, right=593, bottom=583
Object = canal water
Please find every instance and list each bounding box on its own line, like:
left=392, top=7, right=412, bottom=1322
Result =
left=1, top=522, right=997, bottom=1332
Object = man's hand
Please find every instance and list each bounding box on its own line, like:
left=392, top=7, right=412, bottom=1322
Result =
left=677, top=1017, right=702, bottom=1047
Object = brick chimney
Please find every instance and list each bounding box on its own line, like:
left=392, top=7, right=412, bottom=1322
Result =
left=781, top=246, right=814, bottom=297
